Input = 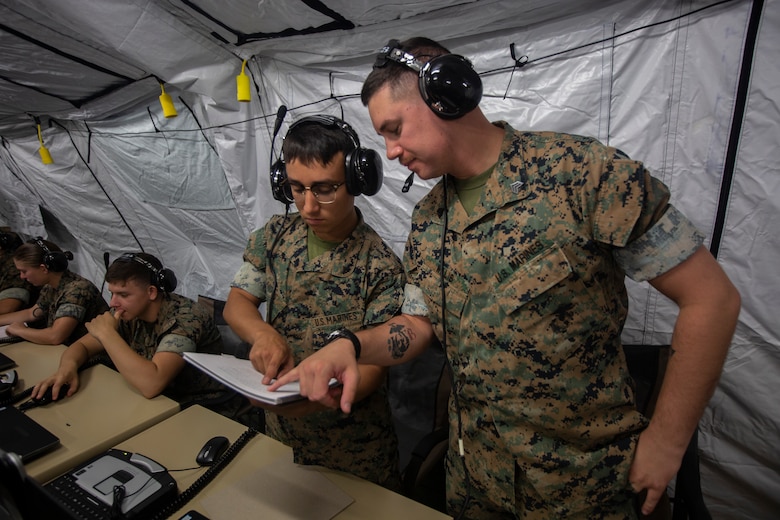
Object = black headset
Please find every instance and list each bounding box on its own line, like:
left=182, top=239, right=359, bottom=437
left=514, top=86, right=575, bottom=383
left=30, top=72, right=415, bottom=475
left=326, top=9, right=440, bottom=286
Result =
left=118, top=253, right=177, bottom=293
left=374, top=39, right=483, bottom=120
left=32, top=237, right=72, bottom=272
left=269, top=115, right=383, bottom=204
left=0, top=232, right=22, bottom=251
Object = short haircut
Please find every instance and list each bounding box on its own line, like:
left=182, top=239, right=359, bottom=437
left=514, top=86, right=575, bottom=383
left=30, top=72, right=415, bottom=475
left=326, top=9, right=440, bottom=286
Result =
left=105, top=252, right=162, bottom=287
left=360, top=37, right=451, bottom=106
left=282, top=118, right=355, bottom=170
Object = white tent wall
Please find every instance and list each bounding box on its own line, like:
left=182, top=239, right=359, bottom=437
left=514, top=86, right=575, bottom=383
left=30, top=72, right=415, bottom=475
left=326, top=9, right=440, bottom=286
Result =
left=0, top=0, right=777, bottom=517
left=698, top=0, right=780, bottom=516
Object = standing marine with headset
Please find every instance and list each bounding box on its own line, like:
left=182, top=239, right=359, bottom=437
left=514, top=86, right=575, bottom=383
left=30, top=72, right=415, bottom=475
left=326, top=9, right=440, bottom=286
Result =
left=0, top=237, right=108, bottom=345
left=223, top=114, right=404, bottom=490
left=32, top=252, right=240, bottom=419
left=272, top=37, right=741, bottom=519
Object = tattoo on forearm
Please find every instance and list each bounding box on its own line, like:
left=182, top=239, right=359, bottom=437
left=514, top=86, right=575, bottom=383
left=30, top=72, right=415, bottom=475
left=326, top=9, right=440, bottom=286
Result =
left=387, top=323, right=415, bottom=359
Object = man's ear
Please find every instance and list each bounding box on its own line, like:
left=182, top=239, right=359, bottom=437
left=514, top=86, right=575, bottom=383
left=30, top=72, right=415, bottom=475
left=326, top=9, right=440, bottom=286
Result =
left=147, top=284, right=159, bottom=301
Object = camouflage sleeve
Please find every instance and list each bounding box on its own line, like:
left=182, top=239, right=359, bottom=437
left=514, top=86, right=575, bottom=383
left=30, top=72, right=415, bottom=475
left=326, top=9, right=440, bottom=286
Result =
left=155, top=333, right=197, bottom=354
left=34, top=286, right=53, bottom=318
left=0, top=287, right=30, bottom=303
left=155, top=295, right=218, bottom=354
left=401, top=283, right=429, bottom=316
left=614, top=204, right=705, bottom=282
left=54, top=303, right=87, bottom=321
left=361, top=233, right=406, bottom=326
left=242, top=223, right=274, bottom=267
left=584, top=147, right=658, bottom=247
left=230, top=261, right=266, bottom=299
left=52, top=280, right=92, bottom=321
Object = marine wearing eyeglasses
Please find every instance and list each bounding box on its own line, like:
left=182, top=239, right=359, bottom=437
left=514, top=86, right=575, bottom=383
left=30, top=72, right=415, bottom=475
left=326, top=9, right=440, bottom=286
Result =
left=223, top=115, right=404, bottom=490
left=285, top=181, right=344, bottom=204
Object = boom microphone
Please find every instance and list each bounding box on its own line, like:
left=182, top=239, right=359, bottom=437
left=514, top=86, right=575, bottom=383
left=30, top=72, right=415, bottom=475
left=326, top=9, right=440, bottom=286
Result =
left=269, top=104, right=288, bottom=168
left=402, top=172, right=415, bottom=193
left=272, top=105, right=287, bottom=141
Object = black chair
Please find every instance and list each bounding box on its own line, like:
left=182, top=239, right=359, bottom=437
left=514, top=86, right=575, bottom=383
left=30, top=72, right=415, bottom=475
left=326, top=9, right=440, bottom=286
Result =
left=400, top=361, right=451, bottom=514
left=199, top=296, right=251, bottom=359
left=622, top=344, right=712, bottom=520
left=193, top=296, right=262, bottom=430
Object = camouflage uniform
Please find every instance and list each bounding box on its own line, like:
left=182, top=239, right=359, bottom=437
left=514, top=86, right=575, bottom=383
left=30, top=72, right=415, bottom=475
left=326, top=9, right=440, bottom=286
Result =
left=35, top=270, right=109, bottom=345
left=115, top=292, right=232, bottom=409
left=231, top=210, right=404, bottom=490
left=0, top=249, right=33, bottom=306
left=402, top=122, right=704, bottom=519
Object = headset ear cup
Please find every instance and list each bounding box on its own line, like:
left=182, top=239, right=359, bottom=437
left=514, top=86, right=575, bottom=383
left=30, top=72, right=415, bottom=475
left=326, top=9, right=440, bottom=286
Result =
left=45, top=252, right=69, bottom=272
left=420, top=54, right=483, bottom=119
left=344, top=148, right=383, bottom=196
left=270, top=160, right=294, bottom=204
left=344, top=149, right=361, bottom=196
left=157, top=268, right=177, bottom=293
left=358, top=149, right=383, bottom=196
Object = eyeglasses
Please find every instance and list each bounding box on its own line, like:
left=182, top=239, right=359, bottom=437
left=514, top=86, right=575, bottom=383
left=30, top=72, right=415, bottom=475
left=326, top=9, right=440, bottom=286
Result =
left=286, top=181, right=344, bottom=204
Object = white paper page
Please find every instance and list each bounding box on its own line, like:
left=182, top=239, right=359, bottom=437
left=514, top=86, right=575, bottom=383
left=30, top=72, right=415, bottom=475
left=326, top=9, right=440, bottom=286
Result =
left=183, top=352, right=306, bottom=405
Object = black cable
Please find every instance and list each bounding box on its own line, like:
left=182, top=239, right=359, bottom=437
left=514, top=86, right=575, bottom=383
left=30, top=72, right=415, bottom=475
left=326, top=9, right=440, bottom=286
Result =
left=710, top=0, right=763, bottom=258
left=110, top=484, right=125, bottom=519
left=146, top=427, right=259, bottom=520
left=440, top=177, right=471, bottom=520
left=265, top=208, right=292, bottom=324
left=481, top=0, right=740, bottom=77
left=51, top=120, right=144, bottom=251
left=264, top=104, right=292, bottom=324
left=58, top=95, right=360, bottom=140
left=178, top=98, right=220, bottom=157
left=2, top=354, right=115, bottom=409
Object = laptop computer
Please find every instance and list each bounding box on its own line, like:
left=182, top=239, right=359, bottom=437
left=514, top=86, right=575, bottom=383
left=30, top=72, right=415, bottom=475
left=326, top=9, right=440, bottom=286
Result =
left=0, top=405, right=60, bottom=463
left=0, top=350, right=16, bottom=371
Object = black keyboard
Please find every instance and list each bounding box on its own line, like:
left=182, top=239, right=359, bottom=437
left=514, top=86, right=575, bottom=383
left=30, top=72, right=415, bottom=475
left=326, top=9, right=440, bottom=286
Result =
left=44, top=472, right=112, bottom=520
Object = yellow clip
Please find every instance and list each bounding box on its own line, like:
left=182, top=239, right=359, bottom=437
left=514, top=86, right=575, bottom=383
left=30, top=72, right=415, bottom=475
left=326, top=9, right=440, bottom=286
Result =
left=159, top=83, right=177, bottom=118
left=236, top=60, right=251, bottom=102
left=37, top=124, right=53, bottom=164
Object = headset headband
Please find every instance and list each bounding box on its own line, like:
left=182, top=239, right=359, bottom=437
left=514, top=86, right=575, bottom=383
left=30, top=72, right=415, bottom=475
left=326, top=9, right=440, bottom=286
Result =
left=373, top=39, right=483, bottom=119
left=116, top=253, right=177, bottom=293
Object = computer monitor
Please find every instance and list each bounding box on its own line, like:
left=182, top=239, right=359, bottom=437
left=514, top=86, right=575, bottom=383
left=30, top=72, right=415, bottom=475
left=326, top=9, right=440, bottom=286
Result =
left=0, top=449, right=79, bottom=519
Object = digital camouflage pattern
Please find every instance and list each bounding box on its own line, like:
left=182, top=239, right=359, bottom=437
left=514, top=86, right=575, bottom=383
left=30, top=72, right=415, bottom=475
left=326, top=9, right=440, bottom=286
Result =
left=35, top=270, right=109, bottom=345
left=115, top=292, right=231, bottom=408
left=232, top=210, right=404, bottom=490
left=0, top=249, right=33, bottom=304
left=403, top=122, right=704, bottom=518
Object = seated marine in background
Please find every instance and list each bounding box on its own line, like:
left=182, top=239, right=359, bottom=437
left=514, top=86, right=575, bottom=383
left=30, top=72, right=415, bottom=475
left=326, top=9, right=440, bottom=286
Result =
left=0, top=230, right=36, bottom=315
left=32, top=252, right=245, bottom=420
left=223, top=114, right=403, bottom=490
left=0, top=237, right=108, bottom=345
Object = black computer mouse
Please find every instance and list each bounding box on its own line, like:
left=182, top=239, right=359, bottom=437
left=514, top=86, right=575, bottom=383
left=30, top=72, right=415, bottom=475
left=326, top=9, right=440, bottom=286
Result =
left=196, top=436, right=229, bottom=466
left=32, top=383, right=71, bottom=405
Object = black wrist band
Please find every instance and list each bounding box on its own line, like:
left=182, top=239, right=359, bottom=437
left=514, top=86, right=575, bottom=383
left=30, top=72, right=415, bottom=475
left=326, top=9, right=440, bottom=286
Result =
left=326, top=329, right=361, bottom=360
